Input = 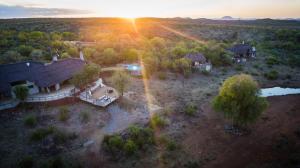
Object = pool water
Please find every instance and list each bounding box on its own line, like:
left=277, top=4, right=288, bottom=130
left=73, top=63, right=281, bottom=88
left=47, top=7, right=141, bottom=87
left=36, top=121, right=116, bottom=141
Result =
left=125, top=64, right=141, bottom=71
left=260, top=87, right=300, bottom=97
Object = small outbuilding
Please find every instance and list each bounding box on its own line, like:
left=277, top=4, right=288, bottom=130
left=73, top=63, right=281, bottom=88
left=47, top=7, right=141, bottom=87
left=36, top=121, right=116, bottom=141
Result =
left=185, top=53, right=212, bottom=72
left=229, top=42, right=256, bottom=63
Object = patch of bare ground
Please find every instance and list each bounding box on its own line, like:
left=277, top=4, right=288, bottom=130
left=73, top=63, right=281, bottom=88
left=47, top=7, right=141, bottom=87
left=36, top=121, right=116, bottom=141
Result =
left=0, top=102, right=109, bottom=167
left=182, top=95, right=300, bottom=168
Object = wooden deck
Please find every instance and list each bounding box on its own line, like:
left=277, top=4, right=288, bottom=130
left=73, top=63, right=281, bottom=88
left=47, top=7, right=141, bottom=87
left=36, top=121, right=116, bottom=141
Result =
left=79, top=79, right=119, bottom=107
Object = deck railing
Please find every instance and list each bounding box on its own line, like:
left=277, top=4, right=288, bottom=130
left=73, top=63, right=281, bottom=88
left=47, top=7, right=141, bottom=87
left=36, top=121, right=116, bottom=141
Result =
left=79, top=94, right=117, bottom=107
left=25, top=92, right=73, bottom=102
left=0, top=100, right=20, bottom=111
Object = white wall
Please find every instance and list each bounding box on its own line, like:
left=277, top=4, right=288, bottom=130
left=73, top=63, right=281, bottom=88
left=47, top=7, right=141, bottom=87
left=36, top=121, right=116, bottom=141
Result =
left=26, top=81, right=39, bottom=95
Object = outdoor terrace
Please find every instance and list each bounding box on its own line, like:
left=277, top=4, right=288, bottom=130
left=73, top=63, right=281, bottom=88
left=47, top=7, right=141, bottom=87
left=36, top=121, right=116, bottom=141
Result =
left=79, top=78, right=119, bottom=107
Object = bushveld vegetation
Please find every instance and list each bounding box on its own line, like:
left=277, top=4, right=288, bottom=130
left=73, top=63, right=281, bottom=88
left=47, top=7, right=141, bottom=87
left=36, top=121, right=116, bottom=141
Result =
left=1, top=18, right=299, bottom=77
left=213, top=74, right=268, bottom=126
left=103, top=125, right=155, bottom=159
left=58, top=106, right=70, bottom=122
left=1, top=18, right=299, bottom=168
left=24, top=114, right=37, bottom=127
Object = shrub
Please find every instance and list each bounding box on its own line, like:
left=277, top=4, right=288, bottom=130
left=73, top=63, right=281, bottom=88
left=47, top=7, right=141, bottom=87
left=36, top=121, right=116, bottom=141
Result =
left=128, top=125, right=154, bottom=148
left=162, top=106, right=173, bottom=116
left=184, top=104, right=197, bottom=116
left=235, top=65, right=243, bottom=71
left=45, top=156, right=64, bottom=168
left=103, top=125, right=155, bottom=158
left=253, top=64, right=260, bottom=69
left=30, top=127, right=54, bottom=141
left=79, top=111, right=90, bottom=123
left=13, top=85, right=29, bottom=101
left=250, top=71, right=259, bottom=76
left=286, top=74, right=292, bottom=79
left=166, top=140, right=177, bottom=151
left=24, top=114, right=37, bottom=127
left=201, top=70, right=210, bottom=76
left=266, top=56, right=280, bottom=66
left=184, top=160, right=201, bottom=168
left=53, top=129, right=77, bottom=145
left=123, top=139, right=138, bottom=155
left=157, top=135, right=169, bottom=145
left=157, top=135, right=177, bottom=151
left=157, top=72, right=167, bottom=80
left=264, top=70, right=279, bottom=80
left=150, top=114, right=167, bottom=128
left=59, top=107, right=69, bottom=122
left=103, top=135, right=124, bottom=151
left=18, top=156, right=33, bottom=168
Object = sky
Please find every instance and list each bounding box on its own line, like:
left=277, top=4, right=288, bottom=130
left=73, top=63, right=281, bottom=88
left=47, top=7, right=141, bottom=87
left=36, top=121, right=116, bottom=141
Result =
left=0, top=0, right=300, bottom=19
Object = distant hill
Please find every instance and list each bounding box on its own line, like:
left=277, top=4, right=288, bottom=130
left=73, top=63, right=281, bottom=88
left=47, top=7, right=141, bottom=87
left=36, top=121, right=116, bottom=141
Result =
left=221, top=16, right=234, bottom=20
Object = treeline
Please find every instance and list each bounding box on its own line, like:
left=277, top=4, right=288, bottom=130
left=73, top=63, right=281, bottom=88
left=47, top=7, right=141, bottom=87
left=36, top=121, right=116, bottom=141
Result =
left=0, top=30, right=78, bottom=63
left=260, top=29, right=300, bottom=67
left=0, top=27, right=233, bottom=70
left=1, top=18, right=300, bottom=69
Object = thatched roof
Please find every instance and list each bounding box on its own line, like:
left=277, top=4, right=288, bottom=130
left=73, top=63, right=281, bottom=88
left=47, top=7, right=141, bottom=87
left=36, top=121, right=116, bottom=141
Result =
left=0, top=58, right=85, bottom=96
left=229, top=44, right=252, bottom=55
left=185, top=53, right=207, bottom=63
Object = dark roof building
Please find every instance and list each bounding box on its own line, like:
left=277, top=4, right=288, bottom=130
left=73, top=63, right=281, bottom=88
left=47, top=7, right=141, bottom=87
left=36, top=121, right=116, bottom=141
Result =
left=185, top=53, right=207, bottom=63
left=229, top=44, right=253, bottom=57
left=0, top=58, right=85, bottom=96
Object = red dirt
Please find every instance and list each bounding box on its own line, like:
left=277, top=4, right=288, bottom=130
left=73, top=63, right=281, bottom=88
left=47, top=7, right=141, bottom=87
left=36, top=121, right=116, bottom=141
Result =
left=182, top=95, right=300, bottom=168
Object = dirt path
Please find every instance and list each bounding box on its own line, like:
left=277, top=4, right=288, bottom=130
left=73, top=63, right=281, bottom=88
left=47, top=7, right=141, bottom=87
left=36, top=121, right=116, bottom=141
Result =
left=102, top=66, right=124, bottom=72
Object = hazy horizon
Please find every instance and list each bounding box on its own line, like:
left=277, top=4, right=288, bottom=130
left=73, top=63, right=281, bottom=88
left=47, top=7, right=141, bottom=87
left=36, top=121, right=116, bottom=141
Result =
left=0, top=0, right=300, bottom=19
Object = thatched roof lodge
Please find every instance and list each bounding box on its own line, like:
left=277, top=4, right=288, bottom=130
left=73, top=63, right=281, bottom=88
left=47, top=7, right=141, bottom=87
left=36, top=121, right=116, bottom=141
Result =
left=228, top=43, right=256, bottom=63
left=0, top=58, right=85, bottom=97
left=185, top=53, right=212, bottom=71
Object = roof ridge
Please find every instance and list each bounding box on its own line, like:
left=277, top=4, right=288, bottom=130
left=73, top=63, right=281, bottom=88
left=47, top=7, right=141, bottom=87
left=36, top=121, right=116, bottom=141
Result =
left=0, top=60, right=44, bottom=67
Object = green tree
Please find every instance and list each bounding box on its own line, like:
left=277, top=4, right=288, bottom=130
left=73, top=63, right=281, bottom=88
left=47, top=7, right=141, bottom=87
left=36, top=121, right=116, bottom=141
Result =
left=101, top=48, right=119, bottom=65
left=124, top=140, right=138, bottom=155
left=50, top=32, right=62, bottom=41
left=0, top=51, right=24, bottom=64
left=29, top=31, right=45, bottom=41
left=111, top=71, right=131, bottom=96
left=172, top=46, right=188, bottom=58
left=212, top=74, right=268, bottom=126
left=13, top=85, right=29, bottom=101
left=83, top=47, right=96, bottom=60
left=143, top=55, right=160, bottom=76
left=62, top=32, right=77, bottom=41
left=123, top=48, right=139, bottom=62
left=173, top=58, right=192, bottom=77
left=66, top=47, right=79, bottom=57
left=150, top=37, right=166, bottom=51
left=17, top=45, right=33, bottom=57
left=30, top=49, right=43, bottom=61
left=18, top=32, right=28, bottom=42
left=71, top=64, right=101, bottom=89
left=50, top=40, right=64, bottom=50
left=61, top=52, right=71, bottom=59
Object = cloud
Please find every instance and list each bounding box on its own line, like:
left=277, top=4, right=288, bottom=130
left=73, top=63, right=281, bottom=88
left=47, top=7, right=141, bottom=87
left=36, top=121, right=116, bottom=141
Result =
left=0, top=4, right=91, bottom=18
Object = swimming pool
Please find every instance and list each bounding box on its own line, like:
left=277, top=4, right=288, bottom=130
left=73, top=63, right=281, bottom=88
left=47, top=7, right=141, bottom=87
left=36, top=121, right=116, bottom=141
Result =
left=125, top=64, right=141, bottom=71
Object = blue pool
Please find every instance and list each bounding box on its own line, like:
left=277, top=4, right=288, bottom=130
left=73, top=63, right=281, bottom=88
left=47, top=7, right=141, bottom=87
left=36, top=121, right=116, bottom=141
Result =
left=125, top=64, right=141, bottom=71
